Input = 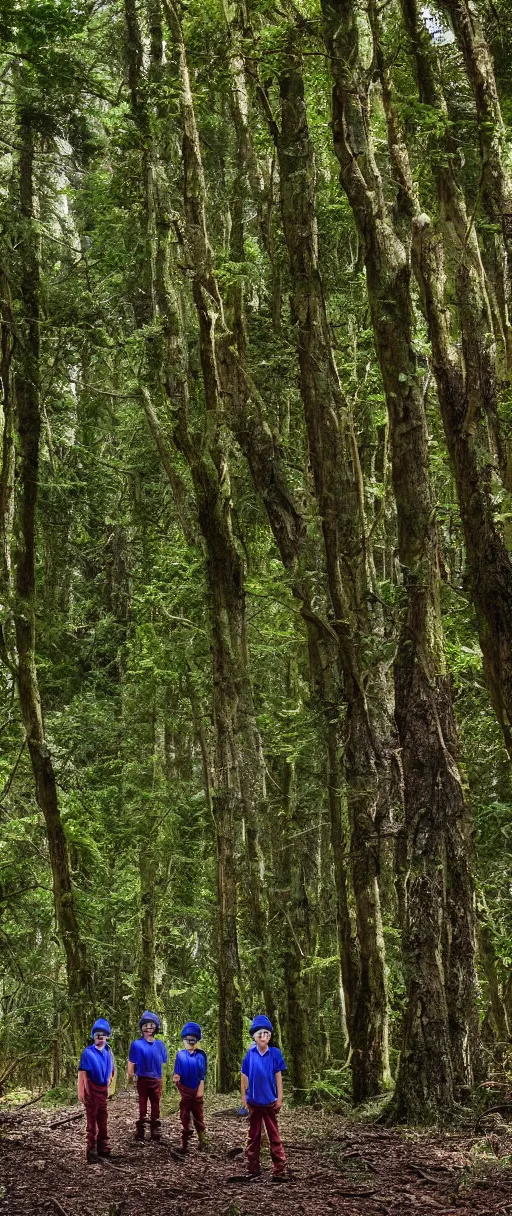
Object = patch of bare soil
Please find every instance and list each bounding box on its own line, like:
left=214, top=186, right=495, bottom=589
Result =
left=1, top=1092, right=511, bottom=1216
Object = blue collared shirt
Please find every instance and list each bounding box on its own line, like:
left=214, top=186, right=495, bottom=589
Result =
left=241, top=1043, right=286, bottom=1106
left=128, top=1037, right=168, bottom=1078
left=173, top=1048, right=207, bottom=1089
left=78, top=1044, right=114, bottom=1086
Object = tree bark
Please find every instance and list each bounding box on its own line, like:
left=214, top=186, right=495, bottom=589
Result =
left=126, top=0, right=283, bottom=1084
left=127, top=0, right=245, bottom=1089
left=321, top=0, right=479, bottom=1118
left=273, top=50, right=392, bottom=1102
left=398, top=0, right=512, bottom=764
left=440, top=0, right=512, bottom=358
left=279, top=753, right=311, bottom=1094
left=12, top=110, right=91, bottom=1044
left=0, top=269, right=15, bottom=600
left=215, top=23, right=370, bottom=1083
left=214, top=23, right=377, bottom=1089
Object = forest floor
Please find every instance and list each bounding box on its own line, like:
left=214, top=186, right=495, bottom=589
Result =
left=1, top=1090, right=512, bottom=1216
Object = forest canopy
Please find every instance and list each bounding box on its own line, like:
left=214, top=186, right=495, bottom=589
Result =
left=1, top=0, right=512, bottom=1124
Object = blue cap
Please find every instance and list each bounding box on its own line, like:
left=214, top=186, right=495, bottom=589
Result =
left=90, top=1018, right=111, bottom=1039
left=181, top=1021, right=202, bottom=1040
left=139, top=1010, right=161, bottom=1030
left=250, top=1014, right=273, bottom=1035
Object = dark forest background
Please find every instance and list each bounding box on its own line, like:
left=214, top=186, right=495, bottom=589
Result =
left=1, top=0, right=512, bottom=1123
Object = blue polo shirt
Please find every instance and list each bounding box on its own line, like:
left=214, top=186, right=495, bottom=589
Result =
left=78, top=1044, right=114, bottom=1087
left=241, top=1043, right=286, bottom=1106
left=173, top=1048, right=207, bottom=1090
left=128, top=1037, right=168, bottom=1079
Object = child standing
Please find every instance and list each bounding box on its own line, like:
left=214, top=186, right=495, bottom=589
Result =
left=240, top=1015, right=287, bottom=1183
left=172, top=1021, right=208, bottom=1153
left=128, top=1010, right=168, bottom=1142
left=78, top=1017, right=115, bottom=1163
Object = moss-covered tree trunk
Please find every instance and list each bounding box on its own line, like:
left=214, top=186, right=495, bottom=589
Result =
left=399, top=0, right=512, bottom=775
left=0, top=270, right=15, bottom=606
left=273, top=52, right=392, bottom=1102
left=12, top=110, right=91, bottom=1046
left=321, top=0, right=479, bottom=1119
left=440, top=0, right=512, bottom=357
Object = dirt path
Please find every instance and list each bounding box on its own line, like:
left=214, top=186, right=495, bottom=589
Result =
left=1, top=1092, right=511, bottom=1215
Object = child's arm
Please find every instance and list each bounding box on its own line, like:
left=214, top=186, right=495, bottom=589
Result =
left=127, top=1061, right=136, bottom=1083
left=274, top=1071, right=283, bottom=1112
left=77, top=1070, right=88, bottom=1104
left=172, top=1051, right=180, bottom=1084
left=241, top=1071, right=249, bottom=1106
left=197, top=1079, right=205, bottom=1097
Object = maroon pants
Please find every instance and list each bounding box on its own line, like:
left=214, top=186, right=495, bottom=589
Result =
left=247, top=1103, right=286, bottom=1175
left=177, top=1082, right=205, bottom=1148
left=137, top=1076, right=162, bottom=1122
left=84, top=1081, right=109, bottom=1153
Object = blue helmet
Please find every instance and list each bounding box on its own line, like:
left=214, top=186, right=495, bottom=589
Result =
left=181, top=1021, right=202, bottom=1041
left=250, top=1014, right=273, bottom=1036
left=139, top=1010, right=161, bottom=1030
left=90, top=1017, right=111, bottom=1039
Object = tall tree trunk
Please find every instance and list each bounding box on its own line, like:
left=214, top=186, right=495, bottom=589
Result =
left=0, top=270, right=15, bottom=601
left=279, top=753, right=311, bottom=1094
left=12, top=110, right=91, bottom=1045
left=371, top=0, right=485, bottom=1096
left=321, top=0, right=479, bottom=1118
left=138, top=702, right=160, bottom=1013
left=478, top=918, right=509, bottom=1043
left=271, top=51, right=392, bottom=1101
left=396, top=0, right=512, bottom=766
left=218, top=17, right=390, bottom=1098
left=127, top=0, right=244, bottom=1087
left=440, top=0, right=512, bottom=358
left=126, top=0, right=280, bottom=1083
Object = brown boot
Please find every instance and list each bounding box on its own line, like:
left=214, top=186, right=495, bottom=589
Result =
left=135, top=1120, right=146, bottom=1142
left=150, top=1119, right=162, bottom=1142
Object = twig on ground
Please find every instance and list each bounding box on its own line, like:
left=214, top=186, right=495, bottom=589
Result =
left=407, top=1164, right=448, bottom=1184
left=49, top=1111, right=84, bottom=1130
left=0, top=1092, right=47, bottom=1122
left=98, top=1157, right=133, bottom=1173
left=50, top=1200, right=71, bottom=1216
left=331, top=1188, right=377, bottom=1198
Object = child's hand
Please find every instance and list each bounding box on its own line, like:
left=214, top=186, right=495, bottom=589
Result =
left=273, top=1099, right=282, bottom=1112
left=172, top=1073, right=180, bottom=1083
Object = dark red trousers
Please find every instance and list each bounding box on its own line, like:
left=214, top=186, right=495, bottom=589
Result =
left=84, top=1081, right=109, bottom=1153
left=137, top=1076, right=162, bottom=1122
left=247, top=1103, right=286, bottom=1175
left=177, top=1082, right=205, bottom=1148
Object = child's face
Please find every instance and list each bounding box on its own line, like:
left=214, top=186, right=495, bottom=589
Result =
left=93, top=1031, right=108, bottom=1050
left=253, top=1029, right=271, bottom=1051
left=183, top=1035, right=198, bottom=1053
left=142, top=1022, right=157, bottom=1039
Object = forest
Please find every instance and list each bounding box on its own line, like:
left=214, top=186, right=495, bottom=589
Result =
left=2, top=0, right=512, bottom=1164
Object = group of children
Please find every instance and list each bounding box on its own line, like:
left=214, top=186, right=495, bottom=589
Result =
left=78, top=1011, right=288, bottom=1182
